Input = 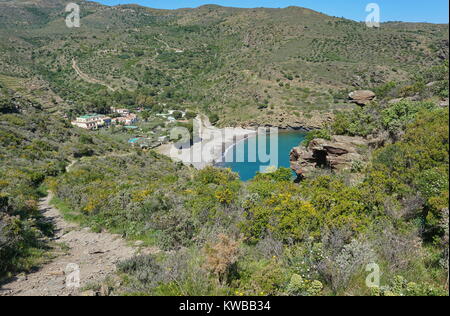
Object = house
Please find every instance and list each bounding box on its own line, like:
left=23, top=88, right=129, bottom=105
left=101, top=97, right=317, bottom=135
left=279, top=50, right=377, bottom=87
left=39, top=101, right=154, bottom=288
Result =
left=71, top=114, right=111, bottom=130
left=156, top=110, right=186, bottom=122
left=102, top=117, right=112, bottom=126
left=111, top=107, right=130, bottom=115
left=112, top=113, right=138, bottom=126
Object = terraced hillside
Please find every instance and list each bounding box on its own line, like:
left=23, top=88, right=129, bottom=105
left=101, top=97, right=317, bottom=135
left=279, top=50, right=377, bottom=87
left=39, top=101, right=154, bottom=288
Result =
left=0, top=0, right=448, bottom=126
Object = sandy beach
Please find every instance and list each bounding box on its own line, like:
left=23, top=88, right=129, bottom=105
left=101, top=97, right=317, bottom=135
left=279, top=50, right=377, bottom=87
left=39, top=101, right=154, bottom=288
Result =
left=156, top=116, right=257, bottom=169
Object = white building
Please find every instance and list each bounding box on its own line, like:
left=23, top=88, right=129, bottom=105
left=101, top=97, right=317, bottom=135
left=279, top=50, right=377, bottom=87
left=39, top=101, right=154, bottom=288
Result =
left=111, top=107, right=130, bottom=115
left=71, top=114, right=111, bottom=130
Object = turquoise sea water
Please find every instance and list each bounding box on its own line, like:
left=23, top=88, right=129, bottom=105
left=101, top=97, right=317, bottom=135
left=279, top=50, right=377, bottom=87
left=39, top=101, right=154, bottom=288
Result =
left=216, top=131, right=306, bottom=181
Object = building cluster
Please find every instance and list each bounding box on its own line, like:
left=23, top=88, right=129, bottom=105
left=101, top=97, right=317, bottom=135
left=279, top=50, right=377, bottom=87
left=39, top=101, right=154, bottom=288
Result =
left=71, top=114, right=111, bottom=130
left=71, top=107, right=138, bottom=130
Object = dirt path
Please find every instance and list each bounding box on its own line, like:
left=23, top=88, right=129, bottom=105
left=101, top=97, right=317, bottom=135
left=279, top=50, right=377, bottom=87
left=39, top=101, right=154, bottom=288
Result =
left=154, top=36, right=184, bottom=53
left=0, top=192, right=153, bottom=296
left=72, top=59, right=115, bottom=92
left=65, top=160, right=77, bottom=173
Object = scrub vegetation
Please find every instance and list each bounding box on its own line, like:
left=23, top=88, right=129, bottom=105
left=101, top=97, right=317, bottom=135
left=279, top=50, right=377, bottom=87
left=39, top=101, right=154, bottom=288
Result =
left=0, top=0, right=448, bottom=296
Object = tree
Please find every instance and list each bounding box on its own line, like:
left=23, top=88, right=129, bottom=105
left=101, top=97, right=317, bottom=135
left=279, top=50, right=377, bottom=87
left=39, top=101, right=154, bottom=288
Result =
left=173, top=111, right=183, bottom=120
left=136, top=95, right=154, bottom=108
left=141, top=110, right=151, bottom=122
left=185, top=111, right=197, bottom=120
left=0, top=98, right=17, bottom=114
left=209, top=113, right=219, bottom=125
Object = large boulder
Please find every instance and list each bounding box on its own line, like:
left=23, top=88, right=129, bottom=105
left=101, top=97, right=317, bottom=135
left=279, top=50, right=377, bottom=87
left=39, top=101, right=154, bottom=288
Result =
left=348, top=90, right=376, bottom=106
left=290, top=135, right=369, bottom=180
left=439, top=98, right=449, bottom=108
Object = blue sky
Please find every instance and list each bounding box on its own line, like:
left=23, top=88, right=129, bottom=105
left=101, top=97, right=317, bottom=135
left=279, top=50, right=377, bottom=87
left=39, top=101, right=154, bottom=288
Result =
left=97, top=0, right=449, bottom=23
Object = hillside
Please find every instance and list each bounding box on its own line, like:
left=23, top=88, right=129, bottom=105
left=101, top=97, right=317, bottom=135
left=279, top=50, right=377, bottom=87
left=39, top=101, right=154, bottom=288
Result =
left=0, top=0, right=448, bottom=126
left=0, top=0, right=449, bottom=297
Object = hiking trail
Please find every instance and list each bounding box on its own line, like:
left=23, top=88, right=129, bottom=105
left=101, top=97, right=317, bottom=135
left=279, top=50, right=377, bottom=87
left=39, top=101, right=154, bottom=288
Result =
left=0, top=192, right=158, bottom=296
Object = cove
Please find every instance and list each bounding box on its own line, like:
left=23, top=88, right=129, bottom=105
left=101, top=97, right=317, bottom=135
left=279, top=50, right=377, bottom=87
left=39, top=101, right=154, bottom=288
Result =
left=216, top=131, right=306, bottom=181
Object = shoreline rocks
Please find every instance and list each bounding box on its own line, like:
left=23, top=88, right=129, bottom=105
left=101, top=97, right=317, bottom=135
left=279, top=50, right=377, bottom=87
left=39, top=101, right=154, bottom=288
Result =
left=290, top=135, right=370, bottom=180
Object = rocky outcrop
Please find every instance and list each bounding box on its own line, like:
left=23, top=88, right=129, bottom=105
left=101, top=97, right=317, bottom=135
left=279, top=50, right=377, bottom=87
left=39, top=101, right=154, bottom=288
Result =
left=348, top=90, right=376, bottom=106
left=241, top=110, right=333, bottom=130
left=439, top=98, right=449, bottom=108
left=290, top=135, right=369, bottom=180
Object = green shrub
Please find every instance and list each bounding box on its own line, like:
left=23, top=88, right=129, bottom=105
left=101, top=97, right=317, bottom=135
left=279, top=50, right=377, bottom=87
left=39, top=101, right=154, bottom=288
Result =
left=254, top=167, right=293, bottom=182
left=371, top=275, right=448, bottom=296
left=208, top=113, right=219, bottom=125
left=331, top=107, right=379, bottom=137
left=234, top=258, right=287, bottom=296
left=381, top=101, right=436, bottom=134
left=373, top=81, right=397, bottom=99
left=173, top=111, right=183, bottom=120
left=185, top=111, right=197, bottom=120
left=285, top=274, right=323, bottom=296
left=302, top=129, right=331, bottom=147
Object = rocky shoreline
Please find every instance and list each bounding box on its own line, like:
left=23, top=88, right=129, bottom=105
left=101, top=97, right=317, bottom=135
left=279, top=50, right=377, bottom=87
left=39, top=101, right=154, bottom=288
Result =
left=290, top=136, right=368, bottom=176
left=289, top=134, right=388, bottom=181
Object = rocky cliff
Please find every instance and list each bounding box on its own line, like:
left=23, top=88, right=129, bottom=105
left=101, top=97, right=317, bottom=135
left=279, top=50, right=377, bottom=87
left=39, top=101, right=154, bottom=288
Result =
left=290, top=135, right=373, bottom=180
left=241, top=110, right=334, bottom=130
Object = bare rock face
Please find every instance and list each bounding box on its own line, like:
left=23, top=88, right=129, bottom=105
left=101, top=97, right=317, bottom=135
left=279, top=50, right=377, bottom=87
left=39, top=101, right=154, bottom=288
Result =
left=241, top=110, right=333, bottom=130
left=290, top=135, right=369, bottom=180
left=348, top=90, right=376, bottom=106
